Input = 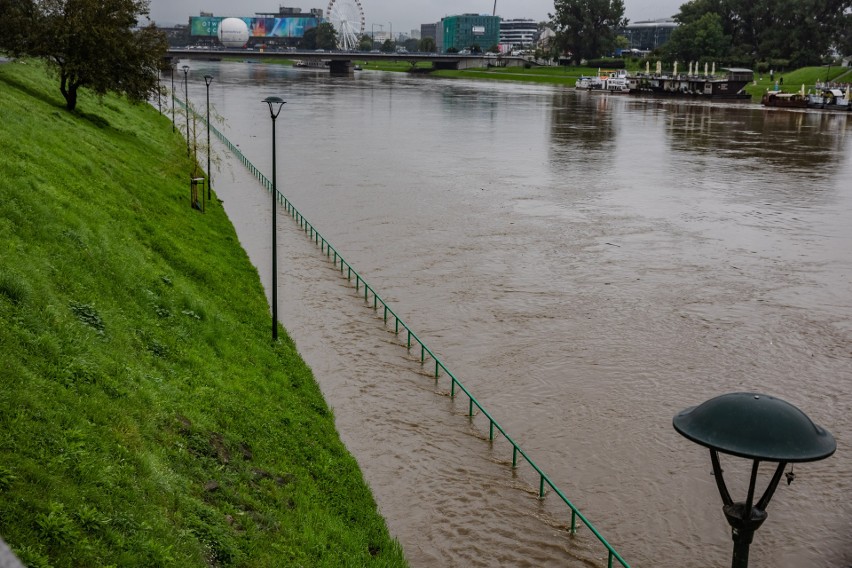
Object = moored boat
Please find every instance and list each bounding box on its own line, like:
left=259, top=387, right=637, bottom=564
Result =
left=575, top=69, right=630, bottom=93
left=806, top=88, right=851, bottom=111
left=761, top=91, right=808, bottom=108
left=627, top=67, right=752, bottom=99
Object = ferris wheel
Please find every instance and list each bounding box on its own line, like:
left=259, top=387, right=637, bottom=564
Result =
left=326, top=0, right=365, bottom=51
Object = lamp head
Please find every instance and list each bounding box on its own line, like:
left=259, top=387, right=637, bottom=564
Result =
left=673, top=392, right=835, bottom=462
left=204, top=75, right=213, bottom=86
left=263, top=96, right=286, bottom=119
left=182, top=65, right=189, bottom=74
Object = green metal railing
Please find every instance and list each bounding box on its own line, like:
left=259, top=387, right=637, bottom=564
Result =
left=182, top=98, right=630, bottom=568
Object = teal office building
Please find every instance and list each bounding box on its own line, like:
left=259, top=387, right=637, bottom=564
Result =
left=440, top=14, right=501, bottom=52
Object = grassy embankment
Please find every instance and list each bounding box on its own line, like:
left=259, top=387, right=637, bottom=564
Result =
left=743, top=65, right=852, bottom=98
left=0, top=60, right=407, bottom=568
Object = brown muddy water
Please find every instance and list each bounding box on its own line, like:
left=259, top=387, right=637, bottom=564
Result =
left=177, top=60, right=851, bottom=567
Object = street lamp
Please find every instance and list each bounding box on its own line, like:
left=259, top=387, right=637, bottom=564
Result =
left=204, top=75, right=213, bottom=202
left=673, top=392, right=835, bottom=568
left=182, top=65, right=190, bottom=156
left=170, top=62, right=175, bottom=132
left=262, top=96, right=286, bottom=341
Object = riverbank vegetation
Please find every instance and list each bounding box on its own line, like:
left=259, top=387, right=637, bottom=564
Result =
left=0, top=0, right=167, bottom=111
left=0, top=59, right=406, bottom=567
left=357, top=58, right=850, bottom=101
left=663, top=0, right=851, bottom=69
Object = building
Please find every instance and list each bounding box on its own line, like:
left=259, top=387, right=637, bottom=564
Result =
left=620, top=19, right=678, bottom=51
left=188, top=6, right=323, bottom=47
left=420, top=23, right=437, bottom=40
left=440, top=14, right=501, bottom=53
left=499, top=19, right=537, bottom=47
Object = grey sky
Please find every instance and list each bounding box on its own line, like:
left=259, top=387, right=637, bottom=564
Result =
left=148, top=0, right=684, bottom=34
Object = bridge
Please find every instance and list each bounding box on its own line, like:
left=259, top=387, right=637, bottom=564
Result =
left=167, top=47, right=532, bottom=76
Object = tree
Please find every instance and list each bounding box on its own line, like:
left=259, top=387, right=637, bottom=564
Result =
left=358, top=34, right=373, bottom=51
left=673, top=0, right=851, bottom=67
left=403, top=38, right=419, bottom=52
left=0, top=0, right=167, bottom=111
left=664, top=12, right=729, bottom=62
left=839, top=13, right=852, bottom=57
left=380, top=39, right=395, bottom=53
left=299, top=27, right=317, bottom=50
left=316, top=22, right=338, bottom=50
left=550, top=0, right=628, bottom=64
left=419, top=37, right=437, bottom=53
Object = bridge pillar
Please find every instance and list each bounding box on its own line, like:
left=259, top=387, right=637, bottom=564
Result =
left=432, top=60, right=460, bottom=71
left=328, top=60, right=353, bottom=77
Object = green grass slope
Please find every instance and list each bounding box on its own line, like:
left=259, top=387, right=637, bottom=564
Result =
left=0, top=60, right=406, bottom=568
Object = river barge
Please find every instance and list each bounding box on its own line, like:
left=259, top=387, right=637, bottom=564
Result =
left=761, top=87, right=851, bottom=111
left=627, top=67, right=753, bottom=99
left=761, top=91, right=809, bottom=108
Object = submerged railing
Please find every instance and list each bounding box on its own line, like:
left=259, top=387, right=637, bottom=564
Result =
left=180, top=98, right=630, bottom=568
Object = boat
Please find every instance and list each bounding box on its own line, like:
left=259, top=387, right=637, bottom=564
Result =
left=575, top=69, right=630, bottom=93
left=761, top=91, right=808, bottom=108
left=294, top=59, right=328, bottom=69
left=627, top=67, right=753, bottom=99
left=806, top=88, right=851, bottom=111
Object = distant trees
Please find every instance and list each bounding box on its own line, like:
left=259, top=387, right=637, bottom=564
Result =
left=316, top=22, right=338, bottom=50
left=550, top=0, right=627, bottom=64
left=671, top=0, right=850, bottom=66
left=299, top=27, right=317, bottom=49
left=0, top=0, right=167, bottom=111
left=839, top=14, right=852, bottom=57
left=380, top=39, right=395, bottom=53
left=358, top=34, right=373, bottom=51
left=418, top=37, right=437, bottom=53
left=403, top=38, right=419, bottom=52
left=300, top=23, right=336, bottom=50
left=663, top=12, right=728, bottom=62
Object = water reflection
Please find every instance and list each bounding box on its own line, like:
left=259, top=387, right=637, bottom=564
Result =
left=662, top=101, right=849, bottom=171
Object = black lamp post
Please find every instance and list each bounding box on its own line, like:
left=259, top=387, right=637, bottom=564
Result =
left=170, top=63, right=175, bottom=132
left=673, top=392, right=836, bottom=568
left=204, top=75, right=213, bottom=201
left=182, top=65, right=190, bottom=156
left=263, top=96, right=286, bottom=341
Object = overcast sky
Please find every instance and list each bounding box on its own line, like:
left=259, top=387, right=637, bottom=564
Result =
left=147, top=0, right=684, bottom=33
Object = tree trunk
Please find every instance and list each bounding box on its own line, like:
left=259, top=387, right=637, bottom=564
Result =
left=62, top=85, right=78, bottom=111
left=59, top=70, right=79, bottom=111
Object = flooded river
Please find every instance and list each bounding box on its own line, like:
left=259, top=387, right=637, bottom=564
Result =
left=178, top=61, right=851, bottom=567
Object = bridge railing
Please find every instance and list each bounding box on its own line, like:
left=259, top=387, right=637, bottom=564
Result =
left=178, top=98, right=630, bottom=568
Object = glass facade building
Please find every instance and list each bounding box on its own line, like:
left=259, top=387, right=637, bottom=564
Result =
left=499, top=19, right=537, bottom=47
left=440, top=14, right=501, bottom=52
left=620, top=20, right=678, bottom=51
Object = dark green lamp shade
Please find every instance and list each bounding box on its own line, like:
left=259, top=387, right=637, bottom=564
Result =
left=673, top=392, right=836, bottom=462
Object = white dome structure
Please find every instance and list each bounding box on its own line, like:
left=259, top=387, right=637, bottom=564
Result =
left=218, top=18, right=249, bottom=48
